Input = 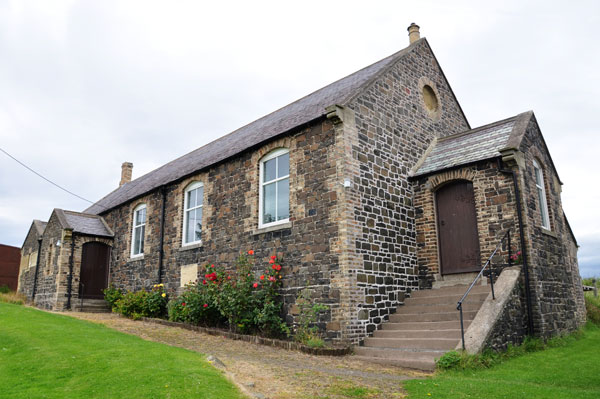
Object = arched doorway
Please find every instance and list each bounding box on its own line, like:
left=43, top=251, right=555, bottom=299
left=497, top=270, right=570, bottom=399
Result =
left=435, top=180, right=481, bottom=275
left=80, top=242, right=110, bottom=299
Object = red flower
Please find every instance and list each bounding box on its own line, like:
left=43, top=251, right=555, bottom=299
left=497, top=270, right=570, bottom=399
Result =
left=203, top=303, right=208, bottom=308
left=211, top=264, right=215, bottom=268
left=227, top=276, right=231, bottom=280
left=253, top=283, right=258, bottom=288
left=203, top=280, right=207, bottom=285
left=270, top=255, right=277, bottom=260
left=260, top=275, right=265, bottom=280
left=269, top=259, right=275, bottom=264
left=182, top=302, right=186, bottom=307
left=205, top=272, right=217, bottom=281
left=268, top=276, right=276, bottom=282
left=248, top=250, right=254, bottom=255
left=272, top=264, right=281, bottom=271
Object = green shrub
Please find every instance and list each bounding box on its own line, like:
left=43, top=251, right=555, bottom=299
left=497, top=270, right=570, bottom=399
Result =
left=582, top=277, right=598, bottom=287
left=436, top=350, right=462, bottom=370
left=103, top=285, right=123, bottom=311
left=167, top=250, right=289, bottom=338
left=435, top=331, right=587, bottom=371
left=0, top=285, right=10, bottom=294
left=585, top=293, right=600, bottom=325
left=305, top=337, right=325, bottom=348
left=115, top=290, right=148, bottom=318
left=112, top=284, right=167, bottom=319
left=293, top=288, right=328, bottom=345
left=0, top=290, right=26, bottom=305
left=145, top=284, right=168, bottom=318
left=168, top=282, right=223, bottom=326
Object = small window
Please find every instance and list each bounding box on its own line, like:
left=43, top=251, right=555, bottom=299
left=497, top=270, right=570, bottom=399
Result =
left=533, top=160, right=550, bottom=230
left=131, top=204, right=147, bottom=257
left=259, top=148, right=290, bottom=228
left=183, top=182, right=204, bottom=246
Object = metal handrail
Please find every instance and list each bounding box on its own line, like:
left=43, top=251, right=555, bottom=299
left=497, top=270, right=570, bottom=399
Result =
left=457, top=229, right=513, bottom=350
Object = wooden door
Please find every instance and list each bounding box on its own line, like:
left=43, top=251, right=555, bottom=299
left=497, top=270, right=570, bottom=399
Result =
left=436, top=181, right=481, bottom=274
left=80, top=242, right=110, bottom=299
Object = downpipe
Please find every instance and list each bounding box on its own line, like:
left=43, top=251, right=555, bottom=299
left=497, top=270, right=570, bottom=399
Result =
left=498, top=158, right=535, bottom=336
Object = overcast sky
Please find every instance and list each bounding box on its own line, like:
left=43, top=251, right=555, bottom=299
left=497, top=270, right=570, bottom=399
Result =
left=1, top=0, right=598, bottom=277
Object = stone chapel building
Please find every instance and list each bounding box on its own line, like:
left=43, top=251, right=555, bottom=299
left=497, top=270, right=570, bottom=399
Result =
left=18, top=24, right=585, bottom=368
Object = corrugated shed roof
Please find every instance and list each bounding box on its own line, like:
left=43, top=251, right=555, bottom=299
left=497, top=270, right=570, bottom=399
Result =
left=57, top=210, right=114, bottom=237
left=85, top=42, right=420, bottom=215
left=413, top=115, right=521, bottom=177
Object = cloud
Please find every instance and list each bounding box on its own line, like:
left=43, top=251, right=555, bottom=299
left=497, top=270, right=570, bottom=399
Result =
left=0, top=0, right=599, bottom=263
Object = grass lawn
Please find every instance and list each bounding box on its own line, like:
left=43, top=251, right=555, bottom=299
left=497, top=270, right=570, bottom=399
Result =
left=404, top=323, right=600, bottom=399
left=0, top=303, right=243, bottom=399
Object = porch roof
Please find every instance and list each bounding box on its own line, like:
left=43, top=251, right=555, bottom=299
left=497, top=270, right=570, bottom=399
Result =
left=54, top=209, right=114, bottom=238
left=413, top=112, right=530, bottom=177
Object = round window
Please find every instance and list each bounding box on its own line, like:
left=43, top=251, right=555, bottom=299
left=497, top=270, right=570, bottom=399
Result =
left=422, top=85, right=439, bottom=113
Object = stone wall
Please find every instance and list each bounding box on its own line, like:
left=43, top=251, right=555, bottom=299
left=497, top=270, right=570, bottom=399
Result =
left=413, top=161, right=521, bottom=286
left=31, top=212, right=65, bottom=310
left=17, top=225, right=41, bottom=299
left=516, top=118, right=586, bottom=337
left=483, top=275, right=529, bottom=351
left=341, top=39, right=471, bottom=341
left=102, top=119, right=346, bottom=339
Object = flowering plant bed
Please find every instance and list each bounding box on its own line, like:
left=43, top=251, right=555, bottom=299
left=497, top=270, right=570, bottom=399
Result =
left=140, top=316, right=352, bottom=356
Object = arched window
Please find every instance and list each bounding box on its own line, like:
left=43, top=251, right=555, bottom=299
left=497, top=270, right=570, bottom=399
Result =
left=259, top=148, right=289, bottom=228
left=131, top=203, right=146, bottom=257
left=533, top=159, right=550, bottom=230
left=183, top=182, right=204, bottom=245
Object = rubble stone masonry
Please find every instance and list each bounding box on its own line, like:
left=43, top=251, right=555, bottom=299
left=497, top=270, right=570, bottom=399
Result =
left=342, top=39, right=470, bottom=340
left=516, top=118, right=586, bottom=337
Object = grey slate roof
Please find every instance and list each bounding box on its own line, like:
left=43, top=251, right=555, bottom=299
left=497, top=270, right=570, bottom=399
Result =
left=85, top=41, right=421, bottom=215
left=413, top=112, right=529, bottom=177
left=54, top=209, right=114, bottom=237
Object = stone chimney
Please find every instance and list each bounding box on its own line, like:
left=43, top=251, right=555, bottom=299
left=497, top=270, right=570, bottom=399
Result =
left=408, top=23, right=420, bottom=44
left=120, top=162, right=133, bottom=186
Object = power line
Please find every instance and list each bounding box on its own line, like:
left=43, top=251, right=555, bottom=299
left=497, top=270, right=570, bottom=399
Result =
left=0, top=146, right=105, bottom=209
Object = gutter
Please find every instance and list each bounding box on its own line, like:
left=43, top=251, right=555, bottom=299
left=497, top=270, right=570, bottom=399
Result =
left=31, top=238, right=43, bottom=301
left=158, top=186, right=167, bottom=284
left=497, top=158, right=535, bottom=336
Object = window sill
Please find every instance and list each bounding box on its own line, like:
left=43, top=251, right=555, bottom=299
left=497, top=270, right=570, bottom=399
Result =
left=179, top=242, right=203, bottom=252
left=128, top=255, right=144, bottom=262
left=253, top=221, right=292, bottom=235
left=541, top=227, right=557, bottom=238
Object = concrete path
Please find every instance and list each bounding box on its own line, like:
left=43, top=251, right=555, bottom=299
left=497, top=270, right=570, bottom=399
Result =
left=63, top=312, right=426, bottom=399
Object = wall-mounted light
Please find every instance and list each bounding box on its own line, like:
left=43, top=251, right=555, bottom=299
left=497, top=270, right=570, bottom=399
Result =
left=56, top=240, right=61, bottom=247
left=342, top=178, right=352, bottom=188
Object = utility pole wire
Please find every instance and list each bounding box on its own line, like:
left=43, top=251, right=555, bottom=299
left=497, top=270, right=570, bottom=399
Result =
left=0, top=146, right=106, bottom=210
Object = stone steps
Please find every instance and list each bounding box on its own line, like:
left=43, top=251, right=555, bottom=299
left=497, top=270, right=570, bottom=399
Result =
left=73, top=299, right=111, bottom=313
left=394, top=302, right=482, bottom=314
left=355, top=283, right=489, bottom=371
left=373, top=329, right=462, bottom=339
left=389, top=310, right=477, bottom=323
left=364, top=337, right=458, bottom=350
left=405, top=291, right=489, bottom=305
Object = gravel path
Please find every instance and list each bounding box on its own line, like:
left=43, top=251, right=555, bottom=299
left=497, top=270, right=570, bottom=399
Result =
left=62, top=312, right=427, bottom=398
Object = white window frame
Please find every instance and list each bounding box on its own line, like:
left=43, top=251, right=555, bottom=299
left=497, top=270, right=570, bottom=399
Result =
left=131, top=203, right=147, bottom=258
left=533, top=160, right=550, bottom=230
left=182, top=181, right=204, bottom=246
left=259, top=148, right=290, bottom=229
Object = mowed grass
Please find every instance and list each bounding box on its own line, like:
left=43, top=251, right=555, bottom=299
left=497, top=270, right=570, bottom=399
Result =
left=0, top=303, right=243, bottom=399
left=404, top=323, right=600, bottom=399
